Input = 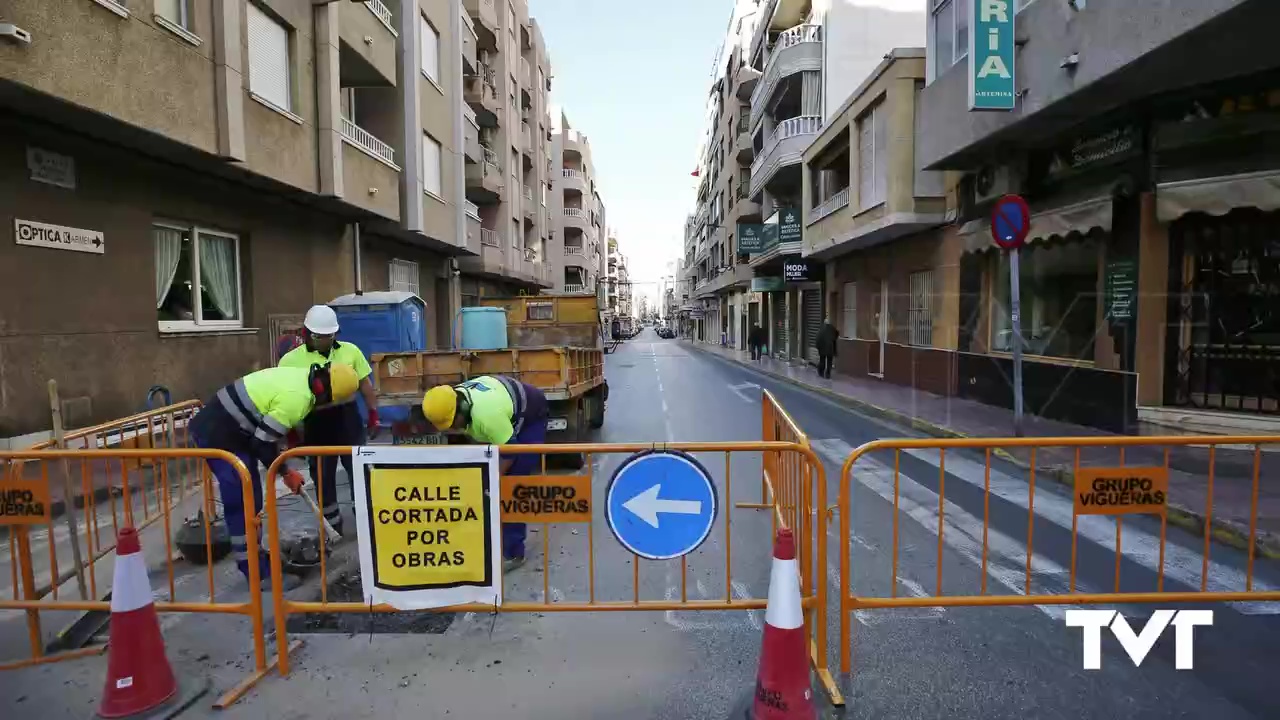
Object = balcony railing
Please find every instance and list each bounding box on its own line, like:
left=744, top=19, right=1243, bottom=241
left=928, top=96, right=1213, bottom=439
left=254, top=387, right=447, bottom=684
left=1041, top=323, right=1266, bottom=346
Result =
left=564, top=283, right=585, bottom=293
left=482, top=145, right=498, bottom=166
left=340, top=116, right=397, bottom=168
left=737, top=115, right=750, bottom=134
left=750, top=23, right=823, bottom=127
left=776, top=23, right=822, bottom=51
left=524, top=186, right=533, bottom=201
left=365, top=0, right=396, bottom=35
left=751, top=114, right=822, bottom=179
left=520, top=57, right=532, bottom=88
left=481, top=228, right=499, bottom=247
left=521, top=122, right=533, bottom=150
left=565, top=245, right=585, bottom=256
left=563, top=208, right=588, bottom=221
left=463, top=104, right=477, bottom=128
left=465, top=200, right=480, bottom=220
left=810, top=187, right=850, bottom=223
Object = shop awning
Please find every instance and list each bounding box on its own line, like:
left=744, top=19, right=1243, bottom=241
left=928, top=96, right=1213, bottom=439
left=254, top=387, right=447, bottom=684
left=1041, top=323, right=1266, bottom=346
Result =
left=959, top=196, right=1113, bottom=255
left=1156, top=169, right=1280, bottom=223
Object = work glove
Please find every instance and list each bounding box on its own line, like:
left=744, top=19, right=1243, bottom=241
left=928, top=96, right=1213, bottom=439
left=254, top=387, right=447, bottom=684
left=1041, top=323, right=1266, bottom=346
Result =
left=282, top=469, right=306, bottom=495
left=367, top=407, right=380, bottom=434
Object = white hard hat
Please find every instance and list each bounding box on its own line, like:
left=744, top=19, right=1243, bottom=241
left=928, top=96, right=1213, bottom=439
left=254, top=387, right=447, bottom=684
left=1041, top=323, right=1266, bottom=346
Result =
left=303, top=305, right=340, bottom=334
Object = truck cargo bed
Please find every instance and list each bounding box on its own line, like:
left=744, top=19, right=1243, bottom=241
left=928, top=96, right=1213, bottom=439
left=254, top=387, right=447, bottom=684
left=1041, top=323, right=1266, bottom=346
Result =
left=373, top=346, right=604, bottom=404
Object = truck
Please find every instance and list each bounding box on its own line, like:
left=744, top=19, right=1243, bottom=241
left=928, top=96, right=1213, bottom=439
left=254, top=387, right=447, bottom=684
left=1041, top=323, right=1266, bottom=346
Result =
left=372, top=293, right=609, bottom=468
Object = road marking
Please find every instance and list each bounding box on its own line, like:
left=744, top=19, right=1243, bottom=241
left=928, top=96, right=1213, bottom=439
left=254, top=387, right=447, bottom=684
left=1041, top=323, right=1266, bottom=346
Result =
left=727, top=382, right=761, bottom=403
left=900, top=448, right=1280, bottom=615
left=813, top=438, right=1111, bottom=621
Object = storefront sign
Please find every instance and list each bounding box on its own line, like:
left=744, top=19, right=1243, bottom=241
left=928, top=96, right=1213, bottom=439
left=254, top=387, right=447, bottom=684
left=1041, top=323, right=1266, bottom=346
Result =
left=737, top=223, right=766, bottom=253
left=778, top=208, right=802, bottom=244
left=1105, top=258, right=1137, bottom=322
left=751, top=276, right=785, bottom=292
left=969, top=0, right=1016, bottom=111
left=27, top=147, right=76, bottom=189
left=14, top=219, right=104, bottom=254
left=783, top=257, right=818, bottom=282
left=1043, top=125, right=1142, bottom=181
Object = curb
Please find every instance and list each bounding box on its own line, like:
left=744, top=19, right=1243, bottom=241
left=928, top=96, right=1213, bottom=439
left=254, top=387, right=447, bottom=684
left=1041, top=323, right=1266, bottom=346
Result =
left=684, top=342, right=1280, bottom=560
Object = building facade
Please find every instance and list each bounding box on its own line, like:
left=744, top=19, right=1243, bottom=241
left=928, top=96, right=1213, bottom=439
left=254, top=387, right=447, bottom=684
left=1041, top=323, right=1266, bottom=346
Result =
left=550, top=109, right=604, bottom=295
left=459, top=0, right=555, bottom=304
left=916, top=0, right=1279, bottom=433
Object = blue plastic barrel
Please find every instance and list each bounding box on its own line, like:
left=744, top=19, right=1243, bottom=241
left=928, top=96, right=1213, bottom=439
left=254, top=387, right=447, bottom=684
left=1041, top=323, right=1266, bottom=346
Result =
left=459, top=306, right=508, bottom=350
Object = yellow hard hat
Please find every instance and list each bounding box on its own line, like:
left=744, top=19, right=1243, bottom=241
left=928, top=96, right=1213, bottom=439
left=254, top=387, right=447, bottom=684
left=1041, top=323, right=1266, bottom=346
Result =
left=327, top=363, right=360, bottom=404
left=422, top=385, right=458, bottom=431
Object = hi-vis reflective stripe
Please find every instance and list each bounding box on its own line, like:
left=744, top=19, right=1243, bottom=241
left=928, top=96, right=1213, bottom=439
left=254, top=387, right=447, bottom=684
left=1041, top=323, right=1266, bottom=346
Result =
left=110, top=550, right=156, bottom=614
left=217, top=379, right=260, bottom=433
left=497, top=375, right=528, bottom=435
left=765, top=556, right=804, bottom=631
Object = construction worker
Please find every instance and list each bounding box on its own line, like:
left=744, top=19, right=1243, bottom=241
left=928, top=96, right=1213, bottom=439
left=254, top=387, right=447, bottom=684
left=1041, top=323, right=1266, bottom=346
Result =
left=279, top=304, right=379, bottom=537
left=188, top=363, right=360, bottom=587
left=421, top=375, right=548, bottom=570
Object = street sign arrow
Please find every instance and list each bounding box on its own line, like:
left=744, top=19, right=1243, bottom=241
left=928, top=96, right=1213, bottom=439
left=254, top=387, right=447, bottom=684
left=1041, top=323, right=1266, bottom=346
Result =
left=622, top=484, right=703, bottom=528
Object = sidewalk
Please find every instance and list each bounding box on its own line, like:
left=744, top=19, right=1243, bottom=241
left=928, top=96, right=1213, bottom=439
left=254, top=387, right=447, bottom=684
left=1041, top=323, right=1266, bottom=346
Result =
left=683, top=340, right=1280, bottom=558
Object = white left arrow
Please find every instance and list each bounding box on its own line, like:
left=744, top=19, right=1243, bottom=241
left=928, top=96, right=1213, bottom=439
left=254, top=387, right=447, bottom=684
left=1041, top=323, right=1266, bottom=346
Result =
left=622, top=484, right=703, bottom=529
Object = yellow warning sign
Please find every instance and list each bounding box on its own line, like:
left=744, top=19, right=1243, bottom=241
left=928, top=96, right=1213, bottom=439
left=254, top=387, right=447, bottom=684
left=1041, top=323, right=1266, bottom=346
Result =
left=367, top=466, right=494, bottom=590
left=0, top=469, right=51, bottom=526
left=1073, top=467, right=1169, bottom=516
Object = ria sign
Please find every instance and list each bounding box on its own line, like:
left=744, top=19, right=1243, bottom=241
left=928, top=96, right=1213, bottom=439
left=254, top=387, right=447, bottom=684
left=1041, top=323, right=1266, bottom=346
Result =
left=969, top=0, right=1016, bottom=111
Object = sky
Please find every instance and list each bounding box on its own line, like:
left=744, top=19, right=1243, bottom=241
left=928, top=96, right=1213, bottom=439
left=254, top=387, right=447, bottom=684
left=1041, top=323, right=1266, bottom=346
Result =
left=530, top=0, right=731, bottom=309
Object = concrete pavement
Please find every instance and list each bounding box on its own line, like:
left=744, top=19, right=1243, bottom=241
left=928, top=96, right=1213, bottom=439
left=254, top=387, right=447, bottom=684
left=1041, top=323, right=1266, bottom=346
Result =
left=1, top=330, right=1277, bottom=718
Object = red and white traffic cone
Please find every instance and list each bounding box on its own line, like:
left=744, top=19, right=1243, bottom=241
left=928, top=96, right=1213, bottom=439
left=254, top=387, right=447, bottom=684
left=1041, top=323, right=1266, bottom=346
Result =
left=97, top=527, right=192, bottom=718
left=737, top=526, right=815, bottom=720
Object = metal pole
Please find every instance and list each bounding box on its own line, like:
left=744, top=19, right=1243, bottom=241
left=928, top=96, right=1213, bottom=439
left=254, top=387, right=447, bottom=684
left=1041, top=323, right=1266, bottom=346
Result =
left=1009, top=248, right=1025, bottom=437
left=48, top=380, right=89, bottom=600
left=352, top=222, right=363, bottom=295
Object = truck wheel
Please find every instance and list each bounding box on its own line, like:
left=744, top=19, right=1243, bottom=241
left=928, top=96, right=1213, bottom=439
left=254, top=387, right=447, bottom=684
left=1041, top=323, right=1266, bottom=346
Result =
left=559, top=398, right=587, bottom=470
left=587, top=386, right=606, bottom=430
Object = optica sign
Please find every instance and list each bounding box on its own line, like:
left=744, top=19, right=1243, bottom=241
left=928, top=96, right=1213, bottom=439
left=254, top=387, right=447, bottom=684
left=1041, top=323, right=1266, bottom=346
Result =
left=969, top=0, right=1016, bottom=111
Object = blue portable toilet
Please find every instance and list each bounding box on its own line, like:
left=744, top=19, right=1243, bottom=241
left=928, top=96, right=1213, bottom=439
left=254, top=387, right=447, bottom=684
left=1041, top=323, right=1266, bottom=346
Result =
left=328, top=291, right=428, bottom=426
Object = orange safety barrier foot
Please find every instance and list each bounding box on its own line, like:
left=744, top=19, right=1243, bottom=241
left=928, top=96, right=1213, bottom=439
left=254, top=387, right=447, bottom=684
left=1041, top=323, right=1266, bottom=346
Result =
left=213, top=639, right=305, bottom=710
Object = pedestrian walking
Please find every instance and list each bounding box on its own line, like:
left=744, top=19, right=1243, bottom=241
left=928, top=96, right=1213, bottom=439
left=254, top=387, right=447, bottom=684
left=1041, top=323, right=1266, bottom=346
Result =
left=420, top=374, right=549, bottom=571
left=188, top=363, right=359, bottom=589
left=816, top=316, right=839, bottom=379
left=278, top=304, right=379, bottom=537
left=749, top=324, right=767, bottom=361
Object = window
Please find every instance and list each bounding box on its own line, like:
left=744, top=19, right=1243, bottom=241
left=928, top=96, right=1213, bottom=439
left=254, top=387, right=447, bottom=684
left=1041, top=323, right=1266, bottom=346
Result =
left=422, top=133, right=442, bottom=198
left=246, top=3, right=292, bottom=112
left=508, top=4, right=516, bottom=35
left=511, top=219, right=520, bottom=249
left=155, top=0, right=190, bottom=30
left=857, top=103, right=887, bottom=209
left=420, top=16, right=440, bottom=82
left=155, top=223, right=242, bottom=330
left=932, top=0, right=969, bottom=77
left=909, top=270, right=935, bottom=347
left=991, top=239, right=1100, bottom=360
left=389, top=259, right=419, bottom=295
left=841, top=282, right=857, bottom=338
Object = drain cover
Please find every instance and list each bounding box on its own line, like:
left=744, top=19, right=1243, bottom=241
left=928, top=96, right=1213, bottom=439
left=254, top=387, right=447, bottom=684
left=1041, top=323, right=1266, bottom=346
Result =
left=285, top=570, right=454, bottom=635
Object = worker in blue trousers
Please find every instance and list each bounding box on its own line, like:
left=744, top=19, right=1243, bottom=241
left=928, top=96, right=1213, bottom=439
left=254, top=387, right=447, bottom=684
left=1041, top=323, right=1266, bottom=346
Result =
left=188, top=363, right=359, bottom=589
left=420, top=374, right=549, bottom=571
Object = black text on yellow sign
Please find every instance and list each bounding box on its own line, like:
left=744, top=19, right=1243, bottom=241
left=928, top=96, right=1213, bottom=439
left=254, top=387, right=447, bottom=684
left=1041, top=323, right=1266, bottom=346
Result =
left=500, top=475, right=592, bottom=523
left=365, top=465, right=494, bottom=590
left=1073, top=467, right=1169, bottom=516
left=0, top=473, right=51, bottom=526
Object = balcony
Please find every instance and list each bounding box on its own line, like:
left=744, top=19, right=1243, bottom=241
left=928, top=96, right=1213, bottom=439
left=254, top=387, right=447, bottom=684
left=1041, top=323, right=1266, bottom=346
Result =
left=734, top=184, right=762, bottom=221
left=735, top=63, right=762, bottom=101
left=735, top=116, right=753, bottom=163
left=520, top=58, right=533, bottom=107
left=464, top=65, right=500, bottom=127
left=564, top=243, right=585, bottom=257
left=563, top=283, right=586, bottom=294
left=465, top=146, right=504, bottom=204
left=464, top=203, right=482, bottom=254
left=809, top=186, right=850, bottom=225
left=521, top=122, right=534, bottom=156
left=339, top=119, right=399, bottom=220
left=749, top=25, right=822, bottom=130
left=338, top=0, right=398, bottom=87
left=560, top=168, right=587, bottom=194
left=460, top=10, right=478, bottom=75
left=463, top=106, right=480, bottom=164
left=750, top=115, right=822, bottom=200
left=463, top=0, right=498, bottom=51
left=562, top=207, right=590, bottom=232
left=562, top=129, right=586, bottom=157
left=523, top=186, right=535, bottom=220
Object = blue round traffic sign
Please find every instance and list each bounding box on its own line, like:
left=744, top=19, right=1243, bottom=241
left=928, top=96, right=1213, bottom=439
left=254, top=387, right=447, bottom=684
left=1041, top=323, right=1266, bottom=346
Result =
left=990, top=194, right=1031, bottom=250
left=605, top=450, right=718, bottom=561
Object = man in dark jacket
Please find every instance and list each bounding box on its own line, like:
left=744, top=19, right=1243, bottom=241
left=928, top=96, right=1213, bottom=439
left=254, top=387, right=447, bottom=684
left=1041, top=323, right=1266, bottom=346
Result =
left=815, top=317, right=839, bottom=379
left=748, top=324, right=765, bottom=361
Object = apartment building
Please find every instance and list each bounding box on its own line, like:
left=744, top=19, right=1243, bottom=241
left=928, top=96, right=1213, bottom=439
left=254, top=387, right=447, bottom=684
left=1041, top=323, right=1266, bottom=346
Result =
left=458, top=0, right=555, bottom=304
left=732, top=0, right=921, bottom=361
left=916, top=0, right=1278, bottom=433
left=550, top=108, right=604, bottom=295
left=0, top=0, right=494, bottom=436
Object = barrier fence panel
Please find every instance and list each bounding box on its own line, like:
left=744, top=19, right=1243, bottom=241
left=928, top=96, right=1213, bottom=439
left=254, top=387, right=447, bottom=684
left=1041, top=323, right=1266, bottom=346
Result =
left=261, top=432, right=839, bottom=703
left=837, top=435, right=1280, bottom=676
left=0, top=446, right=276, bottom=709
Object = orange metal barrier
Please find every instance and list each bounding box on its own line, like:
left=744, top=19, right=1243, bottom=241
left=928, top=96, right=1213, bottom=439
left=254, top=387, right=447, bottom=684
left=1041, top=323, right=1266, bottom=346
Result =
left=0, top=447, right=276, bottom=708
left=6, top=401, right=203, bottom=601
left=261, top=434, right=840, bottom=704
left=838, top=435, right=1280, bottom=676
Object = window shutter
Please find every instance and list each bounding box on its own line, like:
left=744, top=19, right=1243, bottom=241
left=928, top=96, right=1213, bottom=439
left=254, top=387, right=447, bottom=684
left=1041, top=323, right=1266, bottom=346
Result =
left=247, top=4, right=291, bottom=112
left=842, top=282, right=857, bottom=339
left=420, top=16, right=439, bottom=81
left=422, top=134, right=442, bottom=196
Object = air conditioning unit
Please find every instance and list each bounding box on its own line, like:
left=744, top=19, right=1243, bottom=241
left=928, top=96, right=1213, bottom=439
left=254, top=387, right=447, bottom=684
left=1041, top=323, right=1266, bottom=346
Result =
left=971, top=164, right=1023, bottom=205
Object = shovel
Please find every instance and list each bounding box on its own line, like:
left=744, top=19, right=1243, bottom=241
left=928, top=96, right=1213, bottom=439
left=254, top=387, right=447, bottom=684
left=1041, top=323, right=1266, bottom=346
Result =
left=273, top=469, right=342, bottom=545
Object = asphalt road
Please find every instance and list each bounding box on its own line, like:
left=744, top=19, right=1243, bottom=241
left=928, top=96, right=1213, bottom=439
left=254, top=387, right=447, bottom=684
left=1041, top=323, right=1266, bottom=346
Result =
left=4, top=330, right=1278, bottom=719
